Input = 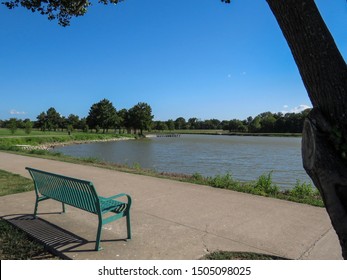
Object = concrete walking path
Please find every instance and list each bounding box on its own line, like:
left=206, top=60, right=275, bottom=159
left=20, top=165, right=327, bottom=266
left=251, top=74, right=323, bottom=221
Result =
left=0, top=151, right=343, bottom=260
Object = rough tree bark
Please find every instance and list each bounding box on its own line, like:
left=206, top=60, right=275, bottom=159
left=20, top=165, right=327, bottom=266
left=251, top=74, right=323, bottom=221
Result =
left=266, top=0, right=347, bottom=259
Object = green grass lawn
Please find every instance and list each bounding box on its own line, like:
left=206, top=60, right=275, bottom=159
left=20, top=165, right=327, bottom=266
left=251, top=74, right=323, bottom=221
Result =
left=0, top=169, right=34, bottom=196
left=0, top=128, right=68, bottom=136
left=0, top=169, right=60, bottom=259
left=0, top=219, right=60, bottom=260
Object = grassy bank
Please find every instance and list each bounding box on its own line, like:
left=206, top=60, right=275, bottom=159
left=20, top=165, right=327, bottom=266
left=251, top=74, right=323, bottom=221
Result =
left=188, top=172, right=323, bottom=207
left=0, top=131, right=134, bottom=150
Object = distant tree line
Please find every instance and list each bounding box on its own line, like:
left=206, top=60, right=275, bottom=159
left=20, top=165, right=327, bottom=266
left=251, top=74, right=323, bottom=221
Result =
left=0, top=118, right=33, bottom=135
left=152, top=109, right=311, bottom=133
left=0, top=99, right=154, bottom=135
left=0, top=100, right=310, bottom=135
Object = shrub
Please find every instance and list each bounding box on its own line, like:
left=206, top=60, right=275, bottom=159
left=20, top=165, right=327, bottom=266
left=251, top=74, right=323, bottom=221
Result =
left=191, top=172, right=204, bottom=182
left=132, top=162, right=142, bottom=170
left=208, top=173, right=236, bottom=189
left=289, top=180, right=316, bottom=199
left=25, top=122, right=32, bottom=135
left=254, top=172, right=279, bottom=196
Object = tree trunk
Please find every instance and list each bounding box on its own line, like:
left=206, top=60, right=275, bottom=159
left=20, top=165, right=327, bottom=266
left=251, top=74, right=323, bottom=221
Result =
left=266, top=0, right=347, bottom=259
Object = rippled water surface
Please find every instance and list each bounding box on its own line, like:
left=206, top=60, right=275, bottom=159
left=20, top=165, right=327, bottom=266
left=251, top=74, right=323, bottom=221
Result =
left=55, top=134, right=312, bottom=189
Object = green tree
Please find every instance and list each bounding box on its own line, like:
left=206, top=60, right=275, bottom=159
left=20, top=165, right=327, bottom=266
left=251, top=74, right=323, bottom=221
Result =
left=259, top=112, right=276, bottom=133
left=24, top=120, right=33, bottom=134
left=248, top=116, right=261, bottom=133
left=220, top=120, right=229, bottom=131
left=166, top=119, right=175, bottom=131
left=7, top=118, right=17, bottom=135
left=283, top=113, right=300, bottom=133
left=78, top=117, right=89, bottom=132
left=202, top=119, right=214, bottom=129
left=274, top=115, right=286, bottom=133
left=46, top=107, right=61, bottom=131
left=87, top=99, right=118, bottom=133
left=59, top=116, right=67, bottom=132
left=187, top=118, right=198, bottom=130
left=67, top=114, right=80, bottom=130
left=127, top=102, right=153, bottom=135
left=5, top=0, right=347, bottom=259
left=228, top=119, right=244, bottom=132
left=117, top=108, right=128, bottom=133
left=67, top=124, right=73, bottom=135
left=237, top=123, right=247, bottom=133
left=35, top=112, right=47, bottom=131
left=210, top=119, right=221, bottom=129
left=3, top=0, right=128, bottom=27
left=153, top=121, right=168, bottom=131
left=174, top=117, right=187, bottom=130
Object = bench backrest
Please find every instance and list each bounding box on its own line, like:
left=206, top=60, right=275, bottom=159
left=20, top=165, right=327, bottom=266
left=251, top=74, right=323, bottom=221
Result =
left=26, top=167, right=100, bottom=214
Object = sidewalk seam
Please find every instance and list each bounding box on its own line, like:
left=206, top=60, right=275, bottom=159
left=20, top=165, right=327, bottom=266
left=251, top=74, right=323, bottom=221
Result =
left=141, top=211, right=280, bottom=257
left=298, top=226, right=334, bottom=259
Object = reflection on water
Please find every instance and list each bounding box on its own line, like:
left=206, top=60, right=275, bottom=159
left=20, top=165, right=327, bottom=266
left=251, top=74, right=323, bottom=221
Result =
left=55, top=134, right=312, bottom=189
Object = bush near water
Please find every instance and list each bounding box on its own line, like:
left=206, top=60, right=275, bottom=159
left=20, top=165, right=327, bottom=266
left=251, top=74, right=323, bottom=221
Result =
left=191, top=171, right=323, bottom=207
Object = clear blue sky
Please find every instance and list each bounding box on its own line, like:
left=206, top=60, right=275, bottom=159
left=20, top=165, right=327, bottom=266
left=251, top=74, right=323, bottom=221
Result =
left=0, top=0, right=346, bottom=122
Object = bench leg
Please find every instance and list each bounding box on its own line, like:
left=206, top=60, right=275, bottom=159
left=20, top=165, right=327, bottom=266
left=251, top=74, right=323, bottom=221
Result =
left=126, top=213, right=131, bottom=239
left=95, top=213, right=131, bottom=250
left=95, top=218, right=103, bottom=251
left=33, top=198, right=39, bottom=217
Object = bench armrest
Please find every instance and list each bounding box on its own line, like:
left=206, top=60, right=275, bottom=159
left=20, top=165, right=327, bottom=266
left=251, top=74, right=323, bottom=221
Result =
left=106, top=193, right=132, bottom=206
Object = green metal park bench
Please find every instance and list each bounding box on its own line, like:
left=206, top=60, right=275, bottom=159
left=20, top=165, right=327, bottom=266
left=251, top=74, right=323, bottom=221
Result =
left=26, top=167, right=132, bottom=251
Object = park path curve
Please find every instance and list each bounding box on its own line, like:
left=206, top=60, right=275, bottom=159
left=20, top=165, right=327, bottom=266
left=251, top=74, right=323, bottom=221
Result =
left=0, top=151, right=342, bottom=260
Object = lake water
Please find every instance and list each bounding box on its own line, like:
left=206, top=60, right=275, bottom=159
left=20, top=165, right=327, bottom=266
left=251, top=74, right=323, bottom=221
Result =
left=55, top=134, right=312, bottom=190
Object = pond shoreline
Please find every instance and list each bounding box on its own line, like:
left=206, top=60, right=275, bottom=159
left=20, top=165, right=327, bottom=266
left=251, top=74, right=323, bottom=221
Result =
left=15, top=136, right=134, bottom=151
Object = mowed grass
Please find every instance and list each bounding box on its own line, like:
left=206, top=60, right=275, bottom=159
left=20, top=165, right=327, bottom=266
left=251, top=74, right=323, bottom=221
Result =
left=0, top=219, right=61, bottom=260
left=0, top=128, right=67, bottom=136
left=0, top=169, right=60, bottom=259
left=0, top=128, right=134, bottom=151
left=0, top=169, right=34, bottom=196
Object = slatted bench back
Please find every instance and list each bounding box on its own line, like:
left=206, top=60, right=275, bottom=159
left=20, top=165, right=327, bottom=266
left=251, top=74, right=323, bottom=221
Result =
left=26, top=167, right=100, bottom=214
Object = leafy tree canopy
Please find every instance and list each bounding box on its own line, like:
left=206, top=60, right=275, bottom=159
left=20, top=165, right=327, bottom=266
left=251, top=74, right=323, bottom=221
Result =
left=127, top=102, right=153, bottom=135
left=87, top=98, right=118, bottom=133
left=2, top=0, right=125, bottom=26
